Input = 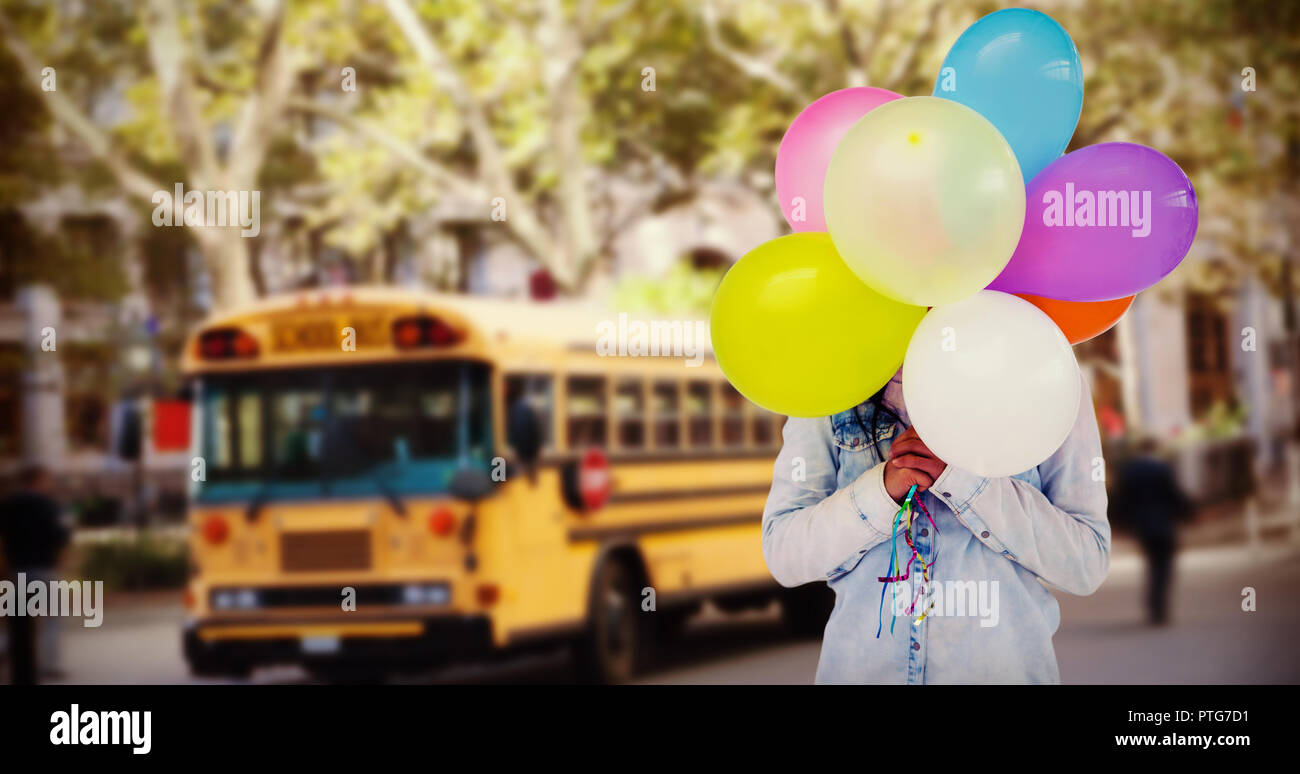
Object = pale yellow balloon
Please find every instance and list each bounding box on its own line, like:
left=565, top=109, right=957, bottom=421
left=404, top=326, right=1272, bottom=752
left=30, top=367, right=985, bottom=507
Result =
left=824, top=96, right=1026, bottom=307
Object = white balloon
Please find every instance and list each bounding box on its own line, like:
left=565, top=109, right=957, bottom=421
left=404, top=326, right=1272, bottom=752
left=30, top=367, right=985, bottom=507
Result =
left=902, top=291, right=1081, bottom=478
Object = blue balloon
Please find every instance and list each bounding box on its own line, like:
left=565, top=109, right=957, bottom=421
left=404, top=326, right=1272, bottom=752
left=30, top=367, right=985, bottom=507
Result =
left=933, top=8, right=1083, bottom=183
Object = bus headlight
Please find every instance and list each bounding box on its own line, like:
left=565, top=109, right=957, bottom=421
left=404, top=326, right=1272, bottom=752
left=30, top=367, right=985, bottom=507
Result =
left=212, top=588, right=261, bottom=610
left=402, top=584, right=449, bottom=606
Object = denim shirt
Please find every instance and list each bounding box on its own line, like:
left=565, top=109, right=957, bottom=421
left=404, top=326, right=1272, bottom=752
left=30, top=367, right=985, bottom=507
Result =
left=761, top=372, right=1110, bottom=684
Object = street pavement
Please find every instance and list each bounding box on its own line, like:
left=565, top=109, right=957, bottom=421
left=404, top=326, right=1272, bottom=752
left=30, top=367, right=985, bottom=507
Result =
left=31, top=536, right=1300, bottom=685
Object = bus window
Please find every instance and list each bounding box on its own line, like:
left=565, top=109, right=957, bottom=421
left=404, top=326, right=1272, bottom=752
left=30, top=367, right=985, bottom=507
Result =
left=504, top=374, right=554, bottom=452
left=203, top=389, right=233, bottom=468
left=236, top=392, right=262, bottom=468
left=652, top=382, right=680, bottom=449
left=615, top=380, right=646, bottom=450
left=720, top=382, right=745, bottom=447
left=566, top=376, right=608, bottom=449
left=752, top=405, right=777, bottom=447
left=271, top=388, right=326, bottom=478
left=687, top=381, right=713, bottom=448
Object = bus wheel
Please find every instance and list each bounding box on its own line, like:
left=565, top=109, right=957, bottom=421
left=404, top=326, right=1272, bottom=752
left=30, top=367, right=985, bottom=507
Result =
left=575, top=558, right=643, bottom=684
left=780, top=584, right=835, bottom=638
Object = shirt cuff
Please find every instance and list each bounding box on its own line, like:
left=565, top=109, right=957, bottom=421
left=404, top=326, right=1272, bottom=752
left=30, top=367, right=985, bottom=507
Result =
left=848, top=461, right=905, bottom=539
left=931, top=464, right=990, bottom=514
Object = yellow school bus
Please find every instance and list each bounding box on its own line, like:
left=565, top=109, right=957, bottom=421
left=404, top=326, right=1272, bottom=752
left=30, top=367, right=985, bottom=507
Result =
left=179, top=286, right=831, bottom=682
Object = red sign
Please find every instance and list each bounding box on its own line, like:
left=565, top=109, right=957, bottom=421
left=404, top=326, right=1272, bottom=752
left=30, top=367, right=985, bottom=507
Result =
left=578, top=448, right=611, bottom=510
left=152, top=400, right=191, bottom=452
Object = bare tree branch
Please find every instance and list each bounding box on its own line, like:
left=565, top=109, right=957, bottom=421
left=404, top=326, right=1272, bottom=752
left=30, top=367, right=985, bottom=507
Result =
left=381, top=0, right=570, bottom=285
left=227, top=0, right=298, bottom=189
left=884, top=0, right=942, bottom=92
left=541, top=0, right=599, bottom=281
left=285, top=97, right=482, bottom=198
left=828, top=0, right=893, bottom=87
left=701, top=0, right=807, bottom=102
left=0, top=9, right=163, bottom=201
left=143, top=0, right=220, bottom=187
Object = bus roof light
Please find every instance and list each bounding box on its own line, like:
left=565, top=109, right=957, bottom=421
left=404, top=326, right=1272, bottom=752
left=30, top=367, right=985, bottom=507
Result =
left=392, top=315, right=461, bottom=350
left=197, top=328, right=259, bottom=361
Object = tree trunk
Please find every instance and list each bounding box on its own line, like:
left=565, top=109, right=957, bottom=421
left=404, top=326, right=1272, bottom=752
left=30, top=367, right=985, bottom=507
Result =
left=197, top=228, right=256, bottom=310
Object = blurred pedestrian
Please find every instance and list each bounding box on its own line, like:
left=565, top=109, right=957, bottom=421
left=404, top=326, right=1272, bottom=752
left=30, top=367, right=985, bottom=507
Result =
left=0, top=464, right=70, bottom=684
left=506, top=382, right=543, bottom=483
left=1110, top=437, right=1194, bottom=625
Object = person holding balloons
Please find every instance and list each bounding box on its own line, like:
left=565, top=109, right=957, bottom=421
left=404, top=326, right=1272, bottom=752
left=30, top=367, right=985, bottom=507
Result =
left=712, top=9, right=1197, bottom=683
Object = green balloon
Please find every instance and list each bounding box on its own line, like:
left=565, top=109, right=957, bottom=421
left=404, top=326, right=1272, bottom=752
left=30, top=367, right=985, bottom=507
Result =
left=710, top=233, right=926, bottom=417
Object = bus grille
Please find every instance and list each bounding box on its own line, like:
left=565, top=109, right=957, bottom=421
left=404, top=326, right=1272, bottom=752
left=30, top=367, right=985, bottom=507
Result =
left=280, top=530, right=372, bottom=572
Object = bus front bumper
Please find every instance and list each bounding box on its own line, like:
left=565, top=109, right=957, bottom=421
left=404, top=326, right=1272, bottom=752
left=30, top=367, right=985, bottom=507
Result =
left=183, top=615, right=494, bottom=676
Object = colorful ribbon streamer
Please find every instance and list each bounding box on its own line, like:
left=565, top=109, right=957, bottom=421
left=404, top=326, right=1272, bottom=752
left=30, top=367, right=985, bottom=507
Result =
left=875, top=484, right=941, bottom=637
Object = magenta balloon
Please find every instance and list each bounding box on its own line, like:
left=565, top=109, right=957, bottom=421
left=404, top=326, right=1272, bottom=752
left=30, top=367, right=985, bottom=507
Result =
left=987, top=142, right=1198, bottom=301
left=775, top=87, right=902, bottom=232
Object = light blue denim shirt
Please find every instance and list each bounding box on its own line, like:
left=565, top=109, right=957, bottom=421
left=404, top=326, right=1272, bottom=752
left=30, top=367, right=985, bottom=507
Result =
left=762, top=371, right=1110, bottom=684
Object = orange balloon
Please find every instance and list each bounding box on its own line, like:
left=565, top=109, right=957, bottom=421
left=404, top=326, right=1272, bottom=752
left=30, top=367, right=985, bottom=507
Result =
left=1016, top=294, right=1135, bottom=345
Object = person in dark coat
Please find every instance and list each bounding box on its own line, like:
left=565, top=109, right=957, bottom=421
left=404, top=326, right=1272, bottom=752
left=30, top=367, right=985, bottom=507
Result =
left=1110, top=438, right=1194, bottom=625
left=0, top=464, right=70, bottom=684
left=506, top=384, right=543, bottom=483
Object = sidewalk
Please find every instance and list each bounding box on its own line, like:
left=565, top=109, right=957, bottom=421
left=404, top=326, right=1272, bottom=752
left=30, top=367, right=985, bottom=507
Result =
left=1110, top=496, right=1300, bottom=557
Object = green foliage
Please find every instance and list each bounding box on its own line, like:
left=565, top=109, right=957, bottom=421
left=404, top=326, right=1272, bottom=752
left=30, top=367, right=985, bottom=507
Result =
left=0, top=209, right=126, bottom=302
left=78, top=534, right=189, bottom=591
left=2, top=0, right=1296, bottom=301
left=1195, top=400, right=1250, bottom=441
left=613, top=259, right=725, bottom=316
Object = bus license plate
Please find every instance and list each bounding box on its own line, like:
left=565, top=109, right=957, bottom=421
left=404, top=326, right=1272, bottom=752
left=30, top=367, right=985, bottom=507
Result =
left=301, top=635, right=341, bottom=654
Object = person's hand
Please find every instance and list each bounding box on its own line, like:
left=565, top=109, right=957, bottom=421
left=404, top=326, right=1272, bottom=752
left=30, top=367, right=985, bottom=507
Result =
left=883, top=427, right=948, bottom=504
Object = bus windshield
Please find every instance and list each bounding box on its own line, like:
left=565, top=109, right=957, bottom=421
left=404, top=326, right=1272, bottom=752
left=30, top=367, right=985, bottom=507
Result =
left=194, top=360, right=491, bottom=503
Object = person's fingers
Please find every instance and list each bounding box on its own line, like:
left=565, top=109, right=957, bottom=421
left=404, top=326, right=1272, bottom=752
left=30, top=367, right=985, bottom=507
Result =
left=888, top=437, right=930, bottom=458
left=892, top=426, right=919, bottom=444
left=890, top=434, right=945, bottom=465
left=891, top=453, right=946, bottom=479
left=900, top=467, right=935, bottom=490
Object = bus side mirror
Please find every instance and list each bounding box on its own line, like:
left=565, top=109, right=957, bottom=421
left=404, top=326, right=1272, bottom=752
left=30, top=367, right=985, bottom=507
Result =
left=449, top=467, right=495, bottom=503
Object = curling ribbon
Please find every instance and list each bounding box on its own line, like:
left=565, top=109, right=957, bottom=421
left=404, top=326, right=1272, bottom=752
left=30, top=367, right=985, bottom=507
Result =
left=875, top=484, right=940, bottom=637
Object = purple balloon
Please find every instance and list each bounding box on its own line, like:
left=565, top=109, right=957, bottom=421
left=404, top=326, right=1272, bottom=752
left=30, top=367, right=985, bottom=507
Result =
left=987, top=142, right=1198, bottom=301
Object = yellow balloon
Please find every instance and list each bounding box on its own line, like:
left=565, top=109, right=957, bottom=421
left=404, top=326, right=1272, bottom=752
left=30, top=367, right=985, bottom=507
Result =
left=710, top=233, right=926, bottom=417
left=824, top=96, right=1026, bottom=307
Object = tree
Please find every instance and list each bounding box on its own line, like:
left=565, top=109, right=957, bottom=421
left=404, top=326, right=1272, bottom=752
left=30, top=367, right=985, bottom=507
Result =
left=0, top=0, right=300, bottom=309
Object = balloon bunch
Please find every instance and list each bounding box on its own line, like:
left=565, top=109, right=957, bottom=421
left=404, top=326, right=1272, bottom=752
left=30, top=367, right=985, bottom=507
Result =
left=711, top=8, right=1198, bottom=478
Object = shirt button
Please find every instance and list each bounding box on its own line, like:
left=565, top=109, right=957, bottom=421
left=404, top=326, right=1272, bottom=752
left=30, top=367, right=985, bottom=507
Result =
left=942, top=492, right=952, bottom=498
left=980, top=530, right=990, bottom=539
left=912, top=642, right=921, bottom=651
left=920, top=528, right=929, bottom=537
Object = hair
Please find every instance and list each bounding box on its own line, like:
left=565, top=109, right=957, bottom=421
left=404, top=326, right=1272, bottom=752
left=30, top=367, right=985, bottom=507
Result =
left=17, top=463, right=50, bottom=488
left=853, top=387, right=904, bottom=460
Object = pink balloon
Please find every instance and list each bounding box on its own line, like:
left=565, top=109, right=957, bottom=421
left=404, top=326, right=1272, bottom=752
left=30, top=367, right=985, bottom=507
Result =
left=775, top=87, right=902, bottom=232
